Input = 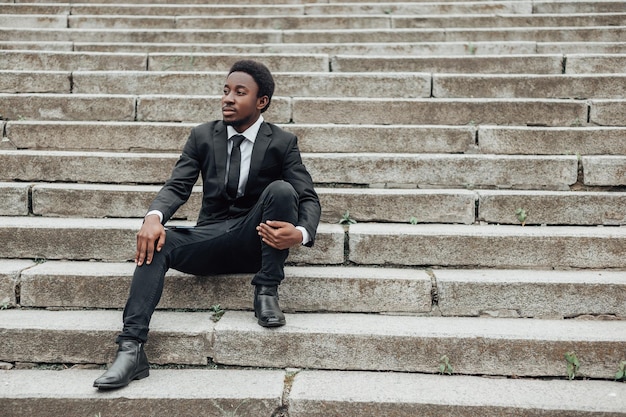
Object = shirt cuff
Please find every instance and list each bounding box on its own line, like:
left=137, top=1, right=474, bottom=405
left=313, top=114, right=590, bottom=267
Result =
left=145, top=210, right=163, bottom=223
left=296, top=226, right=310, bottom=245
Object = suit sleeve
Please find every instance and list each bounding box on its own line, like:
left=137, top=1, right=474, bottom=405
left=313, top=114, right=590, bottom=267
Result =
left=282, top=136, right=321, bottom=247
left=148, top=128, right=201, bottom=224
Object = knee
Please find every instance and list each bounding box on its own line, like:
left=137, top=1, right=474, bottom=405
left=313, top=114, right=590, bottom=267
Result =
left=265, top=180, right=297, bottom=201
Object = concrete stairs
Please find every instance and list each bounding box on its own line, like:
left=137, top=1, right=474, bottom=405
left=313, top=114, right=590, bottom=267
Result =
left=1, top=0, right=626, bottom=415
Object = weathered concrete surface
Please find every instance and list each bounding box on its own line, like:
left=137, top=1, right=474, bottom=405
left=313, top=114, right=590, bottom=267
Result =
left=539, top=41, right=626, bottom=54
left=0, top=14, right=67, bottom=29
left=213, top=311, right=626, bottom=378
left=0, top=70, right=70, bottom=93
left=70, top=3, right=305, bottom=16
left=435, top=269, right=626, bottom=318
left=566, top=54, right=626, bottom=74
left=289, top=371, right=626, bottom=417
left=292, top=98, right=588, bottom=126
left=0, top=51, right=148, bottom=71
left=4, top=151, right=577, bottom=188
left=20, top=262, right=432, bottom=313
left=0, top=217, right=343, bottom=264
left=0, top=182, right=30, bottom=216
left=583, top=156, right=626, bottom=186
left=394, top=13, right=626, bottom=29
left=1, top=369, right=284, bottom=417
left=5, top=121, right=192, bottom=151
left=590, top=99, right=626, bottom=126
left=305, top=154, right=578, bottom=189
left=478, top=190, right=626, bottom=225
left=318, top=188, right=476, bottom=224
left=0, top=309, right=213, bottom=364
left=348, top=223, right=626, bottom=269
left=30, top=184, right=475, bottom=224
left=136, top=95, right=291, bottom=123
left=332, top=54, right=564, bottom=74
left=6, top=121, right=475, bottom=153
left=75, top=40, right=539, bottom=56
left=0, top=150, right=178, bottom=183
left=0, top=260, right=34, bottom=307
left=0, top=94, right=135, bottom=121
left=73, top=71, right=430, bottom=97
left=478, top=126, right=626, bottom=155
left=433, top=74, right=626, bottom=99
left=0, top=28, right=283, bottom=44
left=147, top=53, right=328, bottom=72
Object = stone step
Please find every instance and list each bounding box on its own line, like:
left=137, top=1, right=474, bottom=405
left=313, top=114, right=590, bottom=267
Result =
left=348, top=223, right=626, bottom=269
left=333, top=53, right=626, bottom=74
left=0, top=217, right=344, bottom=264
left=3, top=369, right=625, bottom=417
left=5, top=70, right=626, bottom=98
left=1, top=369, right=285, bottom=417
left=22, top=184, right=626, bottom=226
left=5, top=260, right=624, bottom=319
left=4, top=39, right=623, bottom=56
left=7, top=122, right=626, bottom=156
left=2, top=309, right=626, bottom=378
left=288, top=371, right=626, bottom=417
left=4, top=121, right=477, bottom=153
left=0, top=51, right=328, bottom=72
left=1, top=26, right=624, bottom=44
left=3, top=217, right=626, bottom=268
left=0, top=94, right=601, bottom=125
left=14, top=261, right=432, bottom=313
left=0, top=150, right=580, bottom=189
left=18, top=13, right=618, bottom=30
left=24, top=183, right=477, bottom=224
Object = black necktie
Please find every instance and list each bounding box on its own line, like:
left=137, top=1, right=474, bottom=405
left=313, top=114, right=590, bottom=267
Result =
left=226, top=134, right=245, bottom=198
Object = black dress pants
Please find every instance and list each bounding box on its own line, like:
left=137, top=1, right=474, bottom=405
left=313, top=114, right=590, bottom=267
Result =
left=117, top=180, right=299, bottom=343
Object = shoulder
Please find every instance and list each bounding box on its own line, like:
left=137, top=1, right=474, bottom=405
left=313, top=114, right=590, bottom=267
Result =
left=191, top=120, right=221, bottom=137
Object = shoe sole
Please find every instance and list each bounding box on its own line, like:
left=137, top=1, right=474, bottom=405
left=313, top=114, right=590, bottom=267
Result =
left=257, top=318, right=286, bottom=327
left=94, top=368, right=150, bottom=390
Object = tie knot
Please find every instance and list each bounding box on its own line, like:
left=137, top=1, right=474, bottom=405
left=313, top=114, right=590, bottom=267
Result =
left=231, top=134, right=245, bottom=147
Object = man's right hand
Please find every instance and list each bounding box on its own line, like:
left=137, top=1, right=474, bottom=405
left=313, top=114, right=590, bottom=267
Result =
left=135, top=214, right=166, bottom=266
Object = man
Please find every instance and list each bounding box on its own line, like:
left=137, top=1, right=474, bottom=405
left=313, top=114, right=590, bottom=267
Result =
left=93, top=60, right=321, bottom=390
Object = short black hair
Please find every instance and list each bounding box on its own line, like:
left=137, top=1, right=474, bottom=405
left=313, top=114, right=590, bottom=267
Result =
left=228, top=60, right=275, bottom=113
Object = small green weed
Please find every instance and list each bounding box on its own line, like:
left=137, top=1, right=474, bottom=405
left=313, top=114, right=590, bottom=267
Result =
left=209, top=304, right=225, bottom=322
left=515, top=208, right=527, bottom=226
left=409, top=216, right=418, bottom=225
left=438, top=355, right=454, bottom=375
left=615, top=360, right=626, bottom=382
left=565, top=351, right=580, bottom=380
left=338, top=211, right=356, bottom=225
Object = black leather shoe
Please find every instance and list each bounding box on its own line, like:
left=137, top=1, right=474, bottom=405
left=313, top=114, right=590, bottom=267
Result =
left=254, top=285, right=286, bottom=327
left=93, top=339, right=149, bottom=390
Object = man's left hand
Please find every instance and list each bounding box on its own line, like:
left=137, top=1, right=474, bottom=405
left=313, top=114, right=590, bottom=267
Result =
left=256, top=220, right=303, bottom=250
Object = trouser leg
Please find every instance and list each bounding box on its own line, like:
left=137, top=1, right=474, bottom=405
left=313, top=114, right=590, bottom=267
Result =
left=117, top=180, right=299, bottom=342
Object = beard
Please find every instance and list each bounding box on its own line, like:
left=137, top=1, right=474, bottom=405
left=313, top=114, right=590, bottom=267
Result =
left=223, top=113, right=254, bottom=130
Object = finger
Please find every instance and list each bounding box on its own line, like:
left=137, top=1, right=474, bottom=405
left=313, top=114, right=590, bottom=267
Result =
left=156, top=229, right=166, bottom=252
left=136, top=236, right=147, bottom=266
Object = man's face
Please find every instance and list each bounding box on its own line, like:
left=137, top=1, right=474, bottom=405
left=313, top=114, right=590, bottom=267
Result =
left=222, top=71, right=267, bottom=133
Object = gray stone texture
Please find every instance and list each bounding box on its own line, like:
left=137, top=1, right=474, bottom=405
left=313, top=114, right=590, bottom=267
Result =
left=435, top=269, right=626, bottom=318
left=289, top=371, right=626, bottom=417
left=590, top=99, right=626, bottom=126
left=0, top=51, right=148, bottom=71
left=478, top=126, right=626, bottom=155
left=213, top=311, right=626, bottom=378
left=0, top=70, right=70, bottom=93
left=1, top=369, right=284, bottom=417
left=583, top=156, right=626, bottom=186
left=348, top=223, right=626, bottom=269
left=292, top=98, right=588, bottom=126
left=0, top=182, right=30, bottom=216
left=478, top=190, right=626, bottom=225
left=0, top=260, right=34, bottom=307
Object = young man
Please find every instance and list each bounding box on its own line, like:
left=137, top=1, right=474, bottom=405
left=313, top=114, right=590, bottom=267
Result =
left=93, top=60, right=321, bottom=390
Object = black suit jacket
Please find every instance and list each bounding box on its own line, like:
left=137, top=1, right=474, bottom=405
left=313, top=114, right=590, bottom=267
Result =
left=149, top=120, right=321, bottom=246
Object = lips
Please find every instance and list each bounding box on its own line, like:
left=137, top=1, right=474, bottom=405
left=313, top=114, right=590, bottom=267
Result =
left=222, top=107, right=236, bottom=115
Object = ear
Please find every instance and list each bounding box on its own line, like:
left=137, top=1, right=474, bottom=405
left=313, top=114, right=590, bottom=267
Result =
left=256, top=95, right=269, bottom=111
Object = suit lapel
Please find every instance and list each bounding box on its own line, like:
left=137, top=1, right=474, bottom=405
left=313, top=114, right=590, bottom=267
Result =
left=213, top=122, right=228, bottom=192
left=246, top=122, right=272, bottom=194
